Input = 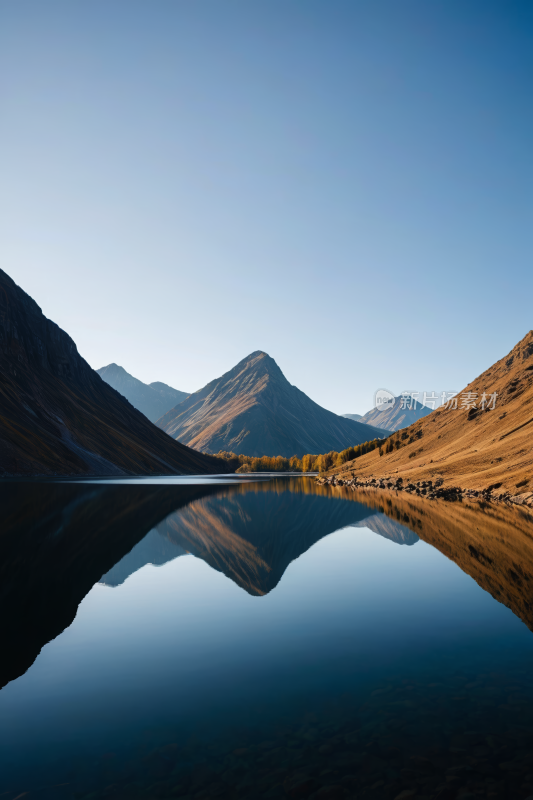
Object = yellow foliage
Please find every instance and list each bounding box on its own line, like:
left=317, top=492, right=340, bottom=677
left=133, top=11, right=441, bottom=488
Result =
left=212, top=435, right=388, bottom=474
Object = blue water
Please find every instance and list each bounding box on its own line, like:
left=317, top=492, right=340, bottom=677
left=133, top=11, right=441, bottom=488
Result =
left=1, top=477, right=533, bottom=800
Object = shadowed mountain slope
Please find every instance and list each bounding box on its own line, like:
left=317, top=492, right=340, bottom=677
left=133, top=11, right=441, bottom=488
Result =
left=0, top=269, right=221, bottom=476
left=97, top=363, right=188, bottom=423
left=332, top=331, right=533, bottom=494
left=358, top=395, right=431, bottom=432
left=158, top=351, right=388, bottom=457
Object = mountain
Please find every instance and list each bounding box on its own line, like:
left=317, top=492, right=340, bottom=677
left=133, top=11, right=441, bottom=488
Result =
left=0, top=269, right=223, bottom=476
left=332, top=331, right=533, bottom=494
left=358, top=395, right=431, bottom=432
left=97, top=364, right=188, bottom=423
left=158, top=351, right=389, bottom=457
left=342, top=413, right=363, bottom=422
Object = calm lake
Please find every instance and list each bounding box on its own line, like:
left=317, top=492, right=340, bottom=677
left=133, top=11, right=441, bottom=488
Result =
left=1, top=476, right=533, bottom=800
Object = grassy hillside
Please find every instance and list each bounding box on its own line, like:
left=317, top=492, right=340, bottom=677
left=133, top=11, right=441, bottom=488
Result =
left=330, top=331, right=533, bottom=494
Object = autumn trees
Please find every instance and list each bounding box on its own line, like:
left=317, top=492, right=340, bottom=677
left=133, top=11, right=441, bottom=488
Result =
left=212, top=435, right=389, bottom=474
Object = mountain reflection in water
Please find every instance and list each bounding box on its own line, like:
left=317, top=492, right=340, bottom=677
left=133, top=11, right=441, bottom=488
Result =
left=100, top=480, right=419, bottom=592
left=0, top=477, right=418, bottom=688
left=2, top=477, right=533, bottom=800
left=1, top=477, right=532, bottom=690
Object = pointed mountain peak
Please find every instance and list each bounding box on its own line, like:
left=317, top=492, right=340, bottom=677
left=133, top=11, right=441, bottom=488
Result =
left=97, top=363, right=128, bottom=377
left=159, top=351, right=388, bottom=457
left=223, top=351, right=285, bottom=383
left=239, top=350, right=275, bottom=367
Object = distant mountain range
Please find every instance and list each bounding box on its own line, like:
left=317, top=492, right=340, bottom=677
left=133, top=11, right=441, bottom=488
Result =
left=342, top=413, right=363, bottom=422
left=358, top=395, right=431, bottom=432
left=0, top=269, right=222, bottom=476
left=158, top=351, right=388, bottom=457
left=97, top=363, right=188, bottom=423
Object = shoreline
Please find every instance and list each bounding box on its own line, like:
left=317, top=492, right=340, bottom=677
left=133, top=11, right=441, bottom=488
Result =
left=316, top=474, right=533, bottom=510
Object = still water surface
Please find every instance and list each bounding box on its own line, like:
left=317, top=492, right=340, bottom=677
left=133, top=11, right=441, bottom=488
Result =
left=1, top=477, right=533, bottom=800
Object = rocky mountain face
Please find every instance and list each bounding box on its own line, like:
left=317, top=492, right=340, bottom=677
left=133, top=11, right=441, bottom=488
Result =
left=358, top=395, right=431, bottom=432
left=332, top=331, right=533, bottom=494
left=97, top=364, right=188, bottom=423
left=0, top=269, right=222, bottom=476
left=158, top=351, right=388, bottom=457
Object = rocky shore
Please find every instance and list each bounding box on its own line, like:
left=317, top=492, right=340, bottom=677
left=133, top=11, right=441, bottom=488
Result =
left=316, top=475, right=533, bottom=510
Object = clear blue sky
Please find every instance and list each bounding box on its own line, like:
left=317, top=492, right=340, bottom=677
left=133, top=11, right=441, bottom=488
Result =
left=1, top=0, right=531, bottom=414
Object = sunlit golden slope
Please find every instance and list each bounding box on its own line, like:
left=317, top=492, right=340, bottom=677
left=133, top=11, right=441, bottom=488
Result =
left=333, top=331, right=533, bottom=494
